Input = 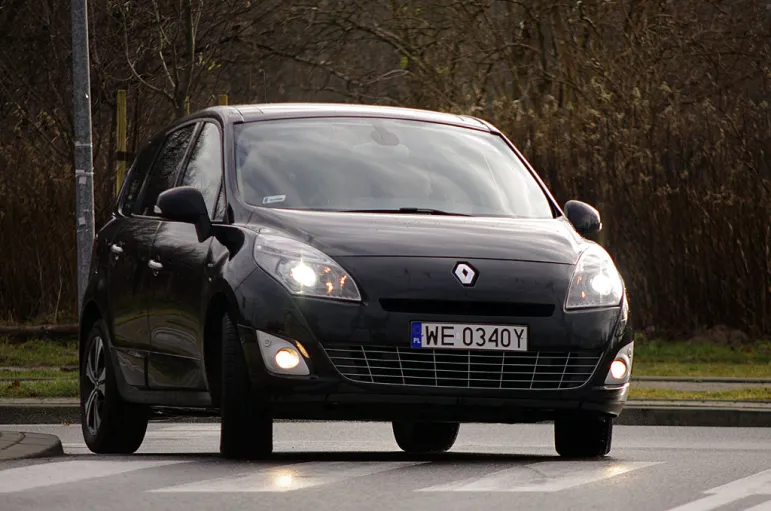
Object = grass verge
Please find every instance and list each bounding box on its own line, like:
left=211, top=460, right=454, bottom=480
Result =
left=0, top=368, right=77, bottom=379
left=628, top=387, right=771, bottom=401
left=0, top=338, right=78, bottom=367
left=0, top=379, right=78, bottom=399
left=0, top=337, right=80, bottom=398
left=632, top=338, right=771, bottom=378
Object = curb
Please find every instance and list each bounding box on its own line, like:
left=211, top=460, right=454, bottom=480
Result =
left=618, top=402, right=771, bottom=428
left=1, top=399, right=770, bottom=427
left=0, top=431, right=64, bottom=461
left=0, top=400, right=81, bottom=425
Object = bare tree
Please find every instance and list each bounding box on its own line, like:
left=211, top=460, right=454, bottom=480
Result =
left=114, top=0, right=262, bottom=118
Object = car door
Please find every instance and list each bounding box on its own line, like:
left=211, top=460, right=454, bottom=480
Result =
left=111, top=124, right=197, bottom=386
left=104, top=137, right=163, bottom=388
left=146, top=121, right=226, bottom=390
left=119, top=122, right=196, bottom=388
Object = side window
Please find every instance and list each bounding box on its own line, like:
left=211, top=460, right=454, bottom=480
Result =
left=119, top=139, right=159, bottom=216
left=136, top=124, right=196, bottom=216
left=180, top=123, right=224, bottom=220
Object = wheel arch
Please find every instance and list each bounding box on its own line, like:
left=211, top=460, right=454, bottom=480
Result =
left=79, top=301, right=105, bottom=358
left=202, top=289, right=242, bottom=407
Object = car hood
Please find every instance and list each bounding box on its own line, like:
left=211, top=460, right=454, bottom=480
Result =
left=246, top=209, right=585, bottom=265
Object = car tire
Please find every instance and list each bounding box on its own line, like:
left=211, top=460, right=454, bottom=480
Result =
left=80, top=320, right=148, bottom=454
left=392, top=422, right=460, bottom=453
left=554, top=416, right=613, bottom=458
left=219, top=314, right=273, bottom=459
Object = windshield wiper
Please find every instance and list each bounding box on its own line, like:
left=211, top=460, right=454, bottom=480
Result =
left=340, top=207, right=471, bottom=216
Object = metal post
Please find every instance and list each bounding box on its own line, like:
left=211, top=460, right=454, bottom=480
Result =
left=115, top=89, right=127, bottom=195
left=71, top=0, right=95, bottom=316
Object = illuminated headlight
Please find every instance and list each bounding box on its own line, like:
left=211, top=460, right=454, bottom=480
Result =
left=254, top=233, right=361, bottom=301
left=565, top=245, right=624, bottom=310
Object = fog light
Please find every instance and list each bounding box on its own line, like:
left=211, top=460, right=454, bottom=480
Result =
left=275, top=348, right=300, bottom=370
left=610, top=359, right=628, bottom=380
left=605, top=342, right=633, bottom=385
left=257, top=331, right=311, bottom=376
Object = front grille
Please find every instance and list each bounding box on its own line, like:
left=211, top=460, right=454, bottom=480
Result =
left=325, top=345, right=602, bottom=390
left=379, top=299, right=554, bottom=317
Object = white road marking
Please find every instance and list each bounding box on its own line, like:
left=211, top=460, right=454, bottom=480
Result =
left=418, top=461, right=661, bottom=492
left=0, top=460, right=188, bottom=493
left=148, top=424, right=220, bottom=432
left=742, top=500, right=771, bottom=511
left=151, top=461, right=424, bottom=493
left=665, top=469, right=771, bottom=511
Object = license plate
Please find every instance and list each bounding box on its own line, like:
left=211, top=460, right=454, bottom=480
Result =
left=410, top=322, right=528, bottom=351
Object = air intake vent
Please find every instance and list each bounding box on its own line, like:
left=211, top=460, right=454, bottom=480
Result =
left=325, top=345, right=601, bottom=390
left=379, top=299, right=554, bottom=317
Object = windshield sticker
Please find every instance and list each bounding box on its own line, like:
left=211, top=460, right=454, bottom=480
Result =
left=262, top=195, right=286, bottom=205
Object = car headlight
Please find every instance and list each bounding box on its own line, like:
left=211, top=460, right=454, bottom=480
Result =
left=253, top=233, right=361, bottom=301
left=565, top=245, right=623, bottom=310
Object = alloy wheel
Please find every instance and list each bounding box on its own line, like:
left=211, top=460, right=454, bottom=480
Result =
left=84, top=336, right=107, bottom=436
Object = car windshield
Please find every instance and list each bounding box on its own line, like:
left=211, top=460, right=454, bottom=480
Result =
left=234, top=117, right=554, bottom=218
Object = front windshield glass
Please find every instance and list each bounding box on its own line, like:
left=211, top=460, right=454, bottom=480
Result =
left=234, top=117, right=554, bottom=218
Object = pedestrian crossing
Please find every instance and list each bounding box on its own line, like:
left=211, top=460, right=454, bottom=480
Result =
left=0, top=457, right=657, bottom=494
left=0, top=460, right=190, bottom=493
left=418, top=461, right=661, bottom=492
left=665, top=469, right=771, bottom=511
left=0, top=453, right=770, bottom=511
left=152, top=461, right=424, bottom=493
left=2, top=423, right=771, bottom=511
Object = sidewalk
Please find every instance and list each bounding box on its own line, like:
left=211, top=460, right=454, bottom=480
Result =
left=0, top=430, right=63, bottom=461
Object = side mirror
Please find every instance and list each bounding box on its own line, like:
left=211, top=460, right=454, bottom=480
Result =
left=157, top=186, right=212, bottom=241
left=564, top=200, right=602, bottom=237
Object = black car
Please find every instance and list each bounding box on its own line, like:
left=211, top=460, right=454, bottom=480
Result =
left=80, top=103, right=632, bottom=459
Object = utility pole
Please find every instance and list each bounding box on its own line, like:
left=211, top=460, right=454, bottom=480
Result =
left=115, top=89, right=127, bottom=195
left=71, top=0, right=95, bottom=315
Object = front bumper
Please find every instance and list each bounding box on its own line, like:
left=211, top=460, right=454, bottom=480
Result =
left=234, top=261, right=632, bottom=423
left=237, top=369, right=630, bottom=423
left=239, top=338, right=631, bottom=422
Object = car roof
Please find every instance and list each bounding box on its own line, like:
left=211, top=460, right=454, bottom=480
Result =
left=189, top=103, right=495, bottom=132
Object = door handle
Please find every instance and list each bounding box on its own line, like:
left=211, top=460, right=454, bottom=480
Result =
left=110, top=244, right=123, bottom=255
left=148, top=260, right=163, bottom=271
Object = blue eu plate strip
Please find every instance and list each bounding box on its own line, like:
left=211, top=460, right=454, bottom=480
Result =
left=411, top=322, right=422, bottom=348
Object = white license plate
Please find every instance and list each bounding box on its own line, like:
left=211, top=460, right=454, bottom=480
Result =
left=410, top=322, right=528, bottom=351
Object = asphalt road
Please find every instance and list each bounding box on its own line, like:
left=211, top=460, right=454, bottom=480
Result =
left=1, top=422, right=770, bottom=511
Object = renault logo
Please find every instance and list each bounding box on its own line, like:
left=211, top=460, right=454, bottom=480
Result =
left=453, top=262, right=478, bottom=287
